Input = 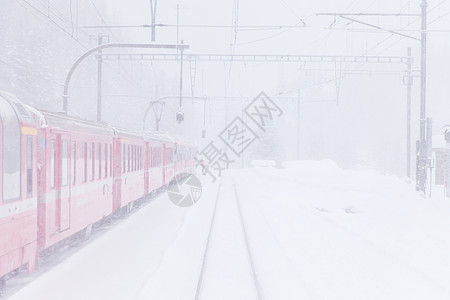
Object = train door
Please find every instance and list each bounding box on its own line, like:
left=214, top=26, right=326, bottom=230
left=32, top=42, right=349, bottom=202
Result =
left=55, top=134, right=71, bottom=232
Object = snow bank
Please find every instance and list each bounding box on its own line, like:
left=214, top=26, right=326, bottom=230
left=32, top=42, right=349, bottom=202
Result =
left=250, top=160, right=276, bottom=167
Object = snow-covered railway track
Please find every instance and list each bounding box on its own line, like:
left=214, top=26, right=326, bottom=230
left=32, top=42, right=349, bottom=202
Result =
left=194, top=184, right=222, bottom=300
left=231, top=181, right=264, bottom=300
left=194, top=178, right=263, bottom=300
left=239, top=167, right=450, bottom=299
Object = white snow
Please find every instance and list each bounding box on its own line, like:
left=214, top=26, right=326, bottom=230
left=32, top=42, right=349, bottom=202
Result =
left=250, top=160, right=277, bottom=167
left=9, top=160, right=450, bottom=300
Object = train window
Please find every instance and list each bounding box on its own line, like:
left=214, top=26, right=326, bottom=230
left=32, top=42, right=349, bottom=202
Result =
left=124, top=145, right=126, bottom=173
left=90, top=143, right=94, bottom=181
left=149, top=147, right=152, bottom=168
left=134, top=145, right=137, bottom=171
left=150, top=147, right=153, bottom=168
left=26, top=136, right=32, bottom=197
left=97, top=143, right=101, bottom=179
left=127, top=145, right=130, bottom=172
left=134, top=146, right=137, bottom=171
left=82, top=142, right=86, bottom=182
left=151, top=147, right=154, bottom=168
left=166, top=148, right=173, bottom=164
left=158, top=148, right=161, bottom=167
left=150, top=147, right=154, bottom=168
left=152, top=147, right=156, bottom=168
left=130, top=145, right=133, bottom=172
left=122, top=144, right=125, bottom=173
left=131, top=145, right=134, bottom=172
left=155, top=148, right=159, bottom=167
left=50, top=140, right=56, bottom=188
left=110, top=144, right=113, bottom=177
left=62, top=140, right=68, bottom=186
left=104, top=143, right=107, bottom=178
left=2, top=100, right=21, bottom=202
left=156, top=148, right=159, bottom=167
left=72, top=141, right=76, bottom=185
left=122, top=145, right=127, bottom=173
left=157, top=148, right=160, bottom=167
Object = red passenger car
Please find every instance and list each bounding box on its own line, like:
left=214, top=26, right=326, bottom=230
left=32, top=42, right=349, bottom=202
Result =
left=37, top=112, right=116, bottom=250
left=113, top=130, right=146, bottom=212
left=0, top=92, right=197, bottom=292
left=0, top=93, right=40, bottom=282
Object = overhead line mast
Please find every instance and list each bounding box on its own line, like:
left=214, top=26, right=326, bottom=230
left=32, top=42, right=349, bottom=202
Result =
left=150, top=0, right=157, bottom=41
left=318, top=0, right=429, bottom=193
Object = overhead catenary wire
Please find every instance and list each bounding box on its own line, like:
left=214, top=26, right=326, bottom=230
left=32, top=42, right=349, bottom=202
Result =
left=80, top=24, right=307, bottom=30
left=16, top=0, right=88, bottom=45
left=299, top=0, right=448, bottom=96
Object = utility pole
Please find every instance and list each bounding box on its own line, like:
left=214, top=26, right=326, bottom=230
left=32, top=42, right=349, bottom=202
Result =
left=406, top=47, right=412, bottom=178
left=97, top=34, right=104, bottom=122
left=150, top=0, right=157, bottom=41
left=417, top=0, right=428, bottom=193
left=318, top=3, right=428, bottom=193
left=176, top=4, right=180, bottom=45
left=179, top=42, right=184, bottom=109
left=62, top=43, right=189, bottom=115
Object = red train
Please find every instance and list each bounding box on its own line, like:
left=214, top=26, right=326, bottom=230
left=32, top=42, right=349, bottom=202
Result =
left=0, top=92, right=197, bottom=291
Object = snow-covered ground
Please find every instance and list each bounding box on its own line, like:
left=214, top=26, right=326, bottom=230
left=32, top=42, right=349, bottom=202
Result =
left=8, top=160, right=450, bottom=300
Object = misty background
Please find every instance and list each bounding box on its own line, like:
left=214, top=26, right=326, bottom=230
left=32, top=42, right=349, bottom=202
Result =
left=1, top=0, right=450, bottom=176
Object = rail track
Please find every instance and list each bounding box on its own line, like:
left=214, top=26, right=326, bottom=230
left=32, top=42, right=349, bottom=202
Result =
left=194, top=178, right=263, bottom=300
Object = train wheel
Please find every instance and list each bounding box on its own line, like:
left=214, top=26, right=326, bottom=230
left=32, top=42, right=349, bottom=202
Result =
left=83, top=224, right=93, bottom=241
left=27, top=257, right=37, bottom=274
left=0, top=277, right=5, bottom=296
left=35, top=255, right=42, bottom=271
left=126, top=202, right=134, bottom=214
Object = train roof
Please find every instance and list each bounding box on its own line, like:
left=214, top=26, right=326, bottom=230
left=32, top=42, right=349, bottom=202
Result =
left=0, top=91, right=41, bottom=125
left=0, top=91, right=196, bottom=147
left=146, top=132, right=192, bottom=146
left=114, top=128, right=145, bottom=141
left=41, top=111, right=116, bottom=136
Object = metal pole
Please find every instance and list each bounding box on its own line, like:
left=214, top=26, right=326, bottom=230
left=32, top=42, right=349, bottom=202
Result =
left=427, top=117, right=433, bottom=197
left=297, top=89, right=300, bottom=160
left=150, top=0, right=157, bottom=41
left=406, top=47, right=412, bottom=178
left=176, top=4, right=180, bottom=45
left=97, top=34, right=104, bottom=122
left=242, top=97, right=244, bottom=168
left=417, top=0, right=428, bottom=192
left=179, top=43, right=184, bottom=108
left=62, top=43, right=189, bottom=115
